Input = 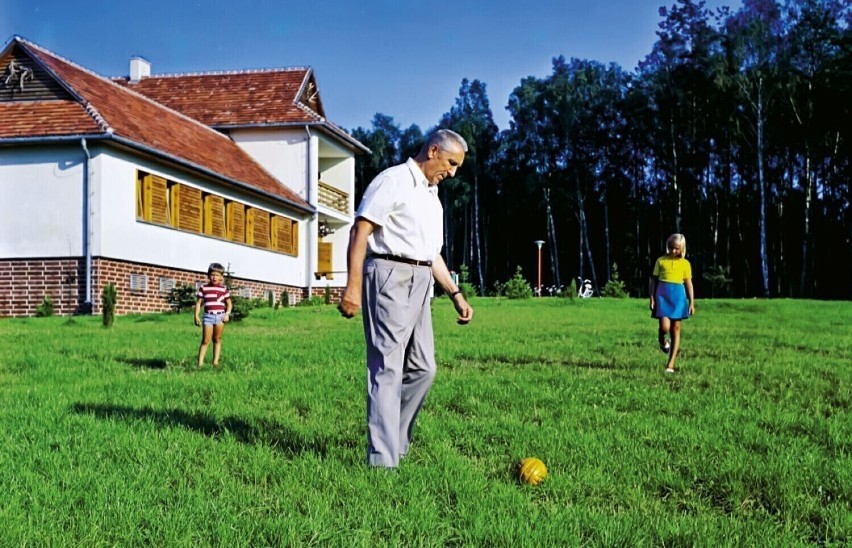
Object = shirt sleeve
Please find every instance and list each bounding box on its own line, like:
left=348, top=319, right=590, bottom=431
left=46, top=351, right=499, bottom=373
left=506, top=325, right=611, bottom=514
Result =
left=684, top=260, right=692, bottom=280
left=355, top=174, right=396, bottom=227
left=196, top=287, right=204, bottom=299
left=651, top=257, right=661, bottom=277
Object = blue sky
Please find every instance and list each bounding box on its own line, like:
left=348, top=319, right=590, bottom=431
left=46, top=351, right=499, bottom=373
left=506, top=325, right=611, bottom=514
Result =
left=1, top=0, right=741, bottom=132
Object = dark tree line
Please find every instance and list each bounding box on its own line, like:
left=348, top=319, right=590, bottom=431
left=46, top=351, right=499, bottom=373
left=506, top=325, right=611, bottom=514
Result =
left=351, top=0, right=850, bottom=299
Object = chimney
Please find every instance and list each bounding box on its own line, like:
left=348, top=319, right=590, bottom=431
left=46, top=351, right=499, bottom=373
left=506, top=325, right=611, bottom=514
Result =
left=129, top=56, right=150, bottom=83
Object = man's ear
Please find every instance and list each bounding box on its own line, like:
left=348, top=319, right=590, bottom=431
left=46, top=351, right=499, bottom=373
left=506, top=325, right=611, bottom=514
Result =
left=427, top=144, right=440, bottom=159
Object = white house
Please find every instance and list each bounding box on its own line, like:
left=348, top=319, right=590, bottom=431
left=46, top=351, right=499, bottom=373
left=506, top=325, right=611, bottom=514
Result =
left=0, top=36, right=368, bottom=316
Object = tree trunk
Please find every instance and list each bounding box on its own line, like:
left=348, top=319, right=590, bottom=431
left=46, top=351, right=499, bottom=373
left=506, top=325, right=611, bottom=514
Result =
left=542, top=187, right=561, bottom=289
left=473, top=170, right=485, bottom=295
left=757, top=80, right=770, bottom=297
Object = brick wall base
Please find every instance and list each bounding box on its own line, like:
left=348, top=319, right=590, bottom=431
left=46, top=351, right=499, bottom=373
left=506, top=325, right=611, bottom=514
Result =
left=0, top=257, right=324, bottom=317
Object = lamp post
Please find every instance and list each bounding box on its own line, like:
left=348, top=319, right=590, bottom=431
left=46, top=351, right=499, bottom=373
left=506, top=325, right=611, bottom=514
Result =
left=533, top=240, right=545, bottom=296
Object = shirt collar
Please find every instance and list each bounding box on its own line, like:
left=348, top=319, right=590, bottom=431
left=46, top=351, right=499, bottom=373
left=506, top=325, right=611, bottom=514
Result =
left=406, top=158, right=438, bottom=195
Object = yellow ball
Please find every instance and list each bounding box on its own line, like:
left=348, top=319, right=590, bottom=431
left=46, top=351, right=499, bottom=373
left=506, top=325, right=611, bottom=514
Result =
left=518, top=457, right=548, bottom=485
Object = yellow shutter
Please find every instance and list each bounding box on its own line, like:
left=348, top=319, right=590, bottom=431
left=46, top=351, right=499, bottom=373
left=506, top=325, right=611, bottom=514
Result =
left=246, top=208, right=270, bottom=249
left=271, top=216, right=294, bottom=254
left=143, top=174, right=169, bottom=225
left=292, top=221, right=299, bottom=256
left=136, top=176, right=143, bottom=219
left=171, top=184, right=202, bottom=233
left=204, top=195, right=226, bottom=238
left=227, top=202, right=245, bottom=243
left=318, top=242, right=333, bottom=279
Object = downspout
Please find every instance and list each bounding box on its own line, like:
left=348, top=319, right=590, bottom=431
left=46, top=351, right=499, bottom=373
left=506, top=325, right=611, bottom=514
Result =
left=305, top=126, right=315, bottom=297
left=80, top=138, right=93, bottom=311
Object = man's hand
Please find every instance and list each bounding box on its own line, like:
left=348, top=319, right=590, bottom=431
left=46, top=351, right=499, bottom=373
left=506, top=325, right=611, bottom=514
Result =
left=338, top=291, right=361, bottom=318
left=452, top=294, right=473, bottom=325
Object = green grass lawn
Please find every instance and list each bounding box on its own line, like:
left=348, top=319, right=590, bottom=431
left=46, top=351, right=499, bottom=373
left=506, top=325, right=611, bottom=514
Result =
left=0, top=298, right=849, bottom=545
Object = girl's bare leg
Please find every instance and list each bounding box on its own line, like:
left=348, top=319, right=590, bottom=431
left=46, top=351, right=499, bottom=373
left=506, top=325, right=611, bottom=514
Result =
left=666, top=320, right=682, bottom=371
left=658, top=318, right=671, bottom=349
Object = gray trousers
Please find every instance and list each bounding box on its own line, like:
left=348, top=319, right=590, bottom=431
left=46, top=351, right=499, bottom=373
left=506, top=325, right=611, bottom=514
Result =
left=362, top=257, right=436, bottom=467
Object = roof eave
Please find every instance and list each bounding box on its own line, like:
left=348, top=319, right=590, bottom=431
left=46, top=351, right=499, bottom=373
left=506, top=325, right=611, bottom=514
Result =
left=212, top=121, right=371, bottom=154
left=108, top=135, right=315, bottom=215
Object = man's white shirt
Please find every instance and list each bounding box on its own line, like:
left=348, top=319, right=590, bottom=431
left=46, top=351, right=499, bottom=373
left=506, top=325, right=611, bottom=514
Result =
left=356, top=158, right=444, bottom=261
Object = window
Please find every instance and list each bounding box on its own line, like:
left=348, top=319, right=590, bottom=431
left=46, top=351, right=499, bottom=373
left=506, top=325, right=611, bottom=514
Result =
left=226, top=202, right=246, bottom=243
left=136, top=170, right=299, bottom=256
left=204, top=195, right=226, bottom=238
left=137, top=173, right=170, bottom=225
left=318, top=242, right=333, bottom=279
left=246, top=208, right=271, bottom=249
left=271, top=215, right=298, bottom=256
left=171, top=184, right=203, bottom=233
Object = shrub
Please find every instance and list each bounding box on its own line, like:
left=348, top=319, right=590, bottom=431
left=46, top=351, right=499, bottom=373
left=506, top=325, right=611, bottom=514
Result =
left=164, top=283, right=197, bottom=312
left=36, top=295, right=55, bottom=317
left=281, top=291, right=292, bottom=308
left=458, top=264, right=476, bottom=300
left=703, top=265, right=733, bottom=297
left=267, top=291, right=275, bottom=308
left=229, top=296, right=252, bottom=322
left=298, top=295, right=326, bottom=307
left=601, top=263, right=629, bottom=298
left=101, top=283, right=117, bottom=327
left=503, top=266, right=532, bottom=300
left=565, top=278, right=577, bottom=301
left=324, top=285, right=332, bottom=305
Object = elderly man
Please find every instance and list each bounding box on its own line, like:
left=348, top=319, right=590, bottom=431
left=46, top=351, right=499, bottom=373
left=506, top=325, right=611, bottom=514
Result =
left=339, top=129, right=474, bottom=468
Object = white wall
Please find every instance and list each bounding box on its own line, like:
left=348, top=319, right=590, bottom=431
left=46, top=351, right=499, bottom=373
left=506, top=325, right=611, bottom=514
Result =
left=92, top=145, right=310, bottom=286
left=229, top=128, right=308, bottom=198
left=0, top=145, right=85, bottom=257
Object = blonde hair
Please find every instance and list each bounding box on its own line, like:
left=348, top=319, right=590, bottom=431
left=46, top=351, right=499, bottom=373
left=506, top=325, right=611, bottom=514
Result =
left=666, top=233, right=686, bottom=257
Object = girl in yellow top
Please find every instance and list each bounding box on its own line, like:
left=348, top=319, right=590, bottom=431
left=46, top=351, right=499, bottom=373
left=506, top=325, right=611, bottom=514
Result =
left=649, top=233, right=695, bottom=373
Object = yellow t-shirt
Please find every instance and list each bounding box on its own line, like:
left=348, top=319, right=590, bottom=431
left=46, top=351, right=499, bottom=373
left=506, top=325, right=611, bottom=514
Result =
left=652, top=256, right=692, bottom=284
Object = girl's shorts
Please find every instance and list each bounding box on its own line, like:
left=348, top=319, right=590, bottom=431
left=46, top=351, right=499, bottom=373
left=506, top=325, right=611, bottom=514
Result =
left=203, top=312, right=226, bottom=326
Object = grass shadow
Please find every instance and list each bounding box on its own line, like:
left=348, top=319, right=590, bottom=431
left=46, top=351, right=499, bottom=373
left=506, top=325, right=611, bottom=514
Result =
left=71, top=402, right=343, bottom=456
left=119, top=357, right=168, bottom=369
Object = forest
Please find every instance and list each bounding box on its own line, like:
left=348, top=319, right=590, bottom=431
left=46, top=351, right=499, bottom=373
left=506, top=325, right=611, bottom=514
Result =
left=349, top=0, right=850, bottom=299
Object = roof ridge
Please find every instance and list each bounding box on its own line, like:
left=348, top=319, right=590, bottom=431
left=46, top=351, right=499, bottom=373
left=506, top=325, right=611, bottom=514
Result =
left=295, top=101, right=324, bottom=122
left=14, top=36, right=240, bottom=144
left=126, top=67, right=312, bottom=79
left=83, top=102, right=114, bottom=134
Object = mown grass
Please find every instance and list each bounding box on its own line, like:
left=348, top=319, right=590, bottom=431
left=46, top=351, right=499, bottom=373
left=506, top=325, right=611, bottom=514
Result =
left=0, top=298, right=849, bottom=545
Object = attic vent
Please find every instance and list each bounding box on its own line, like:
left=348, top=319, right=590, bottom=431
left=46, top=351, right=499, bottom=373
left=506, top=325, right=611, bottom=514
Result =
left=129, top=273, right=148, bottom=293
left=237, top=287, right=252, bottom=299
left=159, top=277, right=176, bottom=293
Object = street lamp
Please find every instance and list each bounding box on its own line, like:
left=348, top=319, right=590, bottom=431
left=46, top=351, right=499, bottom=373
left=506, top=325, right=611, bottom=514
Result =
left=533, top=240, right=545, bottom=296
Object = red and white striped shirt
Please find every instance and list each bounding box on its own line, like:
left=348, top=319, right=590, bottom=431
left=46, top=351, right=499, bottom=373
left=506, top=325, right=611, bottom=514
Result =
left=197, top=284, right=231, bottom=314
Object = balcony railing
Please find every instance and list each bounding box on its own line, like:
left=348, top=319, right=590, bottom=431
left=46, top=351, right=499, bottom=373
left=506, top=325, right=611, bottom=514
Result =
left=318, top=181, right=349, bottom=215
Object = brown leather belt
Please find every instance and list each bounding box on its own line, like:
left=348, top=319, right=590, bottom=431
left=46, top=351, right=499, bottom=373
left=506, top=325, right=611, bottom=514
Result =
left=371, top=254, right=432, bottom=267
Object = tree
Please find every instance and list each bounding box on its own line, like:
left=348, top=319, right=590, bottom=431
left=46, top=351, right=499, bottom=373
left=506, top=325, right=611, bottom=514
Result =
left=438, top=79, right=499, bottom=294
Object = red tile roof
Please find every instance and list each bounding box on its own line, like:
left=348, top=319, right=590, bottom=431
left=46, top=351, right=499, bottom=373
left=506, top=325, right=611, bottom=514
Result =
left=115, top=70, right=369, bottom=153
left=0, top=100, right=101, bottom=137
left=115, top=69, right=323, bottom=126
left=2, top=37, right=311, bottom=212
